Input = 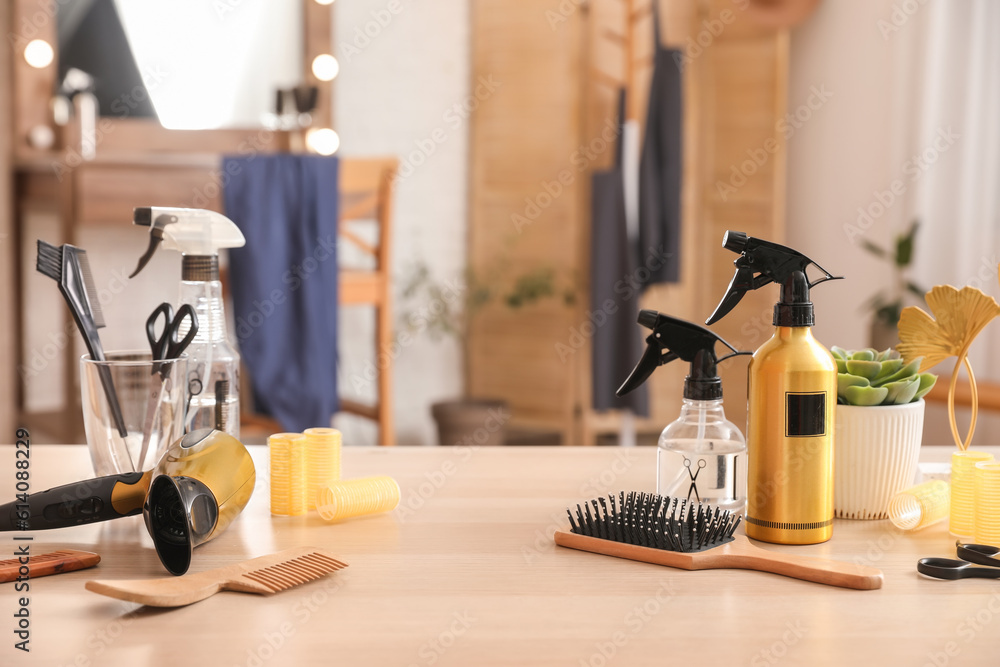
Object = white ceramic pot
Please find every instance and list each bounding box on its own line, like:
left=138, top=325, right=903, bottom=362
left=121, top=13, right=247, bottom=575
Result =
left=834, top=400, right=925, bottom=520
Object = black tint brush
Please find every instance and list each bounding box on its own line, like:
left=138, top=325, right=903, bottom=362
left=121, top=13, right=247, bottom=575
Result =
left=555, top=491, right=883, bottom=590
left=36, top=241, right=128, bottom=439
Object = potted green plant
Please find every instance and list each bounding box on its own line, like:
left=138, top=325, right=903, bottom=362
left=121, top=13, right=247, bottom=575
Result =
left=398, top=262, right=575, bottom=446
left=832, top=346, right=937, bottom=519
left=859, top=221, right=927, bottom=350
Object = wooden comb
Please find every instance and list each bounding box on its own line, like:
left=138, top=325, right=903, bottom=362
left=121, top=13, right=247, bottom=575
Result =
left=85, top=547, right=348, bottom=607
left=0, top=550, right=101, bottom=583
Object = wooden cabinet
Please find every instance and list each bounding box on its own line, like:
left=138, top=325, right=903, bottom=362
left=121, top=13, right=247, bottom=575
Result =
left=467, top=0, right=789, bottom=445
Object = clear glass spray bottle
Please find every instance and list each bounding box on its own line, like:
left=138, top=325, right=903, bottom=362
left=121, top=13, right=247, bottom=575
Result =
left=616, top=310, right=748, bottom=513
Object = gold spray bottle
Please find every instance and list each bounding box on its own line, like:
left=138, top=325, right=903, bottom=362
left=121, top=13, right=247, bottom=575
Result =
left=706, top=232, right=843, bottom=544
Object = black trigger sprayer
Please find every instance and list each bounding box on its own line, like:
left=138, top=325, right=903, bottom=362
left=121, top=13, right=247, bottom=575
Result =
left=706, top=231, right=842, bottom=327
left=617, top=310, right=749, bottom=400
left=616, top=310, right=750, bottom=511
left=705, top=230, right=844, bottom=545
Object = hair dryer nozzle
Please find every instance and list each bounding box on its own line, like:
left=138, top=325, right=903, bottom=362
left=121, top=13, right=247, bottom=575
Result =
left=145, top=475, right=219, bottom=576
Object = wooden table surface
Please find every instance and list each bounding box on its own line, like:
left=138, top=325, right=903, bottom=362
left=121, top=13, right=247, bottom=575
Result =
left=2, top=444, right=998, bottom=666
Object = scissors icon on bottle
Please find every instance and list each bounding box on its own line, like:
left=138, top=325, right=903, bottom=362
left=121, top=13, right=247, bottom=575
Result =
left=683, top=457, right=707, bottom=504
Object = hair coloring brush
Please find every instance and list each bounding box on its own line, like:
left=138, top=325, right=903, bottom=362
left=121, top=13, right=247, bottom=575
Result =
left=37, top=241, right=128, bottom=439
left=85, top=547, right=348, bottom=607
left=554, top=492, right=883, bottom=590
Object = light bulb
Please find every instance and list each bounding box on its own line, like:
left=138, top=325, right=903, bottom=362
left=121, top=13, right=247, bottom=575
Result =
left=24, top=40, right=54, bottom=68
left=311, top=54, right=340, bottom=82
left=315, top=0, right=334, bottom=5
left=306, top=128, right=340, bottom=156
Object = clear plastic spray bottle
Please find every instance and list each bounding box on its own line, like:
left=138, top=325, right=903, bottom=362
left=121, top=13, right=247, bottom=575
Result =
left=129, top=207, right=246, bottom=438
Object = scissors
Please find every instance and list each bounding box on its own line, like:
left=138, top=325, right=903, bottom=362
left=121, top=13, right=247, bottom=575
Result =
left=136, top=303, right=199, bottom=471
left=917, top=543, right=1000, bottom=580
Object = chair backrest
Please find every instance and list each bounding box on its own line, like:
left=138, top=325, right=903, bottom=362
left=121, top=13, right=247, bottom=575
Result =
left=338, top=158, right=399, bottom=271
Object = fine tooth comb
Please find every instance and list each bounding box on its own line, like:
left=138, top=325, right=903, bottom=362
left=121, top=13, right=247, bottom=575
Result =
left=36, top=240, right=128, bottom=439
left=85, top=547, right=348, bottom=607
left=0, top=550, right=101, bottom=583
left=554, top=492, right=883, bottom=590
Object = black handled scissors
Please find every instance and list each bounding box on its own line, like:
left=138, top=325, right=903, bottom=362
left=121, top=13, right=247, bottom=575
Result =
left=147, top=302, right=199, bottom=373
left=137, top=303, right=199, bottom=470
left=917, top=543, right=1000, bottom=580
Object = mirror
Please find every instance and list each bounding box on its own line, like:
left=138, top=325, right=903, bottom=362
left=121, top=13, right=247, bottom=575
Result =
left=56, top=0, right=303, bottom=130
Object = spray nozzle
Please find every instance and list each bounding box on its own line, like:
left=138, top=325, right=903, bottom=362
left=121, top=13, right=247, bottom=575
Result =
left=129, top=207, right=245, bottom=280
left=706, top=231, right=843, bottom=327
left=722, top=230, right=749, bottom=253
left=616, top=310, right=750, bottom=400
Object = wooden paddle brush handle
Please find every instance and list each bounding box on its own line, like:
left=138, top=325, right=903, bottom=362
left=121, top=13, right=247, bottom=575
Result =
left=554, top=531, right=883, bottom=590
left=721, top=538, right=883, bottom=590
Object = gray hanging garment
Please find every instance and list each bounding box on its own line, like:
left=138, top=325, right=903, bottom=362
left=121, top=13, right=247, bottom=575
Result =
left=638, top=0, right=684, bottom=286
left=590, top=90, right=649, bottom=416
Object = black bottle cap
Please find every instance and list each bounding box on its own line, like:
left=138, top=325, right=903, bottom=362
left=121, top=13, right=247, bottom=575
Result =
left=182, top=255, right=219, bottom=282
left=684, top=349, right=724, bottom=400
left=773, top=271, right=815, bottom=327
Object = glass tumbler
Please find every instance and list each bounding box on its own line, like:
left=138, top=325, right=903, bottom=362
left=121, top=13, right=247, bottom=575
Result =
left=81, top=352, right=188, bottom=476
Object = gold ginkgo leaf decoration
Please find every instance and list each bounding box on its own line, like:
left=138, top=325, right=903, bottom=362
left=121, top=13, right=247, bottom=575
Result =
left=898, top=283, right=1000, bottom=450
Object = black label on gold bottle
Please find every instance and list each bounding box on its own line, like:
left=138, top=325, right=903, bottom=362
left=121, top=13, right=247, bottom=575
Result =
left=785, top=392, right=826, bottom=437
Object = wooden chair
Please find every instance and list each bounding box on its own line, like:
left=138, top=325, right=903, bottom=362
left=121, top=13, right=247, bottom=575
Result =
left=240, top=157, right=398, bottom=446
left=336, top=158, right=398, bottom=446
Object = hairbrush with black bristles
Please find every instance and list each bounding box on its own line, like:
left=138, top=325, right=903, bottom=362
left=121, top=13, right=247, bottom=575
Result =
left=554, top=492, right=883, bottom=590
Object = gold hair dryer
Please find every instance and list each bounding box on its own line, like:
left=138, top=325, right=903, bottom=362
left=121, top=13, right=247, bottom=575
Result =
left=143, top=429, right=256, bottom=575
left=1, top=429, right=255, bottom=575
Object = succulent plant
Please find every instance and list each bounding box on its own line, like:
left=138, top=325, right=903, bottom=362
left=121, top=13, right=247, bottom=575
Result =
left=832, top=346, right=937, bottom=406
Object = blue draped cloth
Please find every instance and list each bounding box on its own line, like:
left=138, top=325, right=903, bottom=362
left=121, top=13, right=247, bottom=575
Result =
left=223, top=154, right=339, bottom=432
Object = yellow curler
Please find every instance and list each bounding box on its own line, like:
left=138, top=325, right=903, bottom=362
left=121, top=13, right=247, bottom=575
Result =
left=269, top=433, right=308, bottom=516
left=304, top=428, right=342, bottom=510
left=316, top=476, right=400, bottom=522
left=974, top=461, right=1000, bottom=547
left=888, top=480, right=950, bottom=531
left=950, top=450, right=994, bottom=537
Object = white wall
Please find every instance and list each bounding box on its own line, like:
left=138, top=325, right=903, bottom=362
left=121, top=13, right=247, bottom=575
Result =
left=787, top=0, right=1000, bottom=446
left=333, top=0, right=469, bottom=446
left=786, top=0, right=910, bottom=352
